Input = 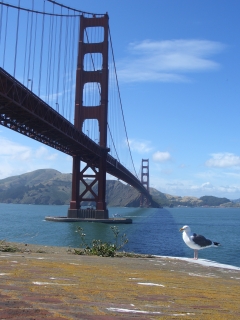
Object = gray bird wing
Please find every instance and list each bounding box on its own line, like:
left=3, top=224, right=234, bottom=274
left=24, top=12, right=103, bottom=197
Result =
left=191, top=234, right=212, bottom=247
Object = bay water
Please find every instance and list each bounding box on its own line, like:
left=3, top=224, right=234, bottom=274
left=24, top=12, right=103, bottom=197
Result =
left=0, top=203, right=239, bottom=268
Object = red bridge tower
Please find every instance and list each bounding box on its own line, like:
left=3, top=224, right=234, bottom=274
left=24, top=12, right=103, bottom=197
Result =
left=140, top=159, right=151, bottom=207
left=68, top=14, right=109, bottom=219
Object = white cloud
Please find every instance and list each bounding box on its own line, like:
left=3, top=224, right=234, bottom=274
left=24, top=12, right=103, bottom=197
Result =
left=201, top=182, right=214, bottom=188
left=0, top=138, right=31, bottom=160
left=205, top=153, right=240, bottom=168
left=150, top=175, right=240, bottom=199
left=118, top=39, right=225, bottom=83
left=153, top=151, right=171, bottom=162
left=189, top=182, right=240, bottom=198
left=0, top=137, right=60, bottom=179
left=35, top=146, right=58, bottom=161
left=128, top=139, right=153, bottom=153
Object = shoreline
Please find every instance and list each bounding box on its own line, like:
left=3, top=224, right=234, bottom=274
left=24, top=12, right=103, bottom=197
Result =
left=1, top=240, right=240, bottom=318
left=1, top=239, right=240, bottom=271
left=0, top=239, right=156, bottom=258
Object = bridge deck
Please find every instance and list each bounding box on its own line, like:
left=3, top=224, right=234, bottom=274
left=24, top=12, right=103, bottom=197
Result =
left=0, top=68, right=149, bottom=196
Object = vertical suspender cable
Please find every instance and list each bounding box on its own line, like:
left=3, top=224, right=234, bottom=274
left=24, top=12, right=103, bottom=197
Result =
left=56, top=6, right=63, bottom=114
left=67, top=15, right=72, bottom=120
left=2, top=5, right=8, bottom=69
left=51, top=12, right=57, bottom=110
left=23, top=10, right=29, bottom=86
left=13, top=0, right=21, bottom=77
left=31, top=11, right=37, bottom=92
left=38, top=0, right=45, bottom=97
left=65, top=13, right=71, bottom=120
left=27, top=0, right=34, bottom=89
left=0, top=2, right=3, bottom=46
left=62, top=12, right=69, bottom=118
left=68, top=14, right=76, bottom=122
left=46, top=12, right=54, bottom=104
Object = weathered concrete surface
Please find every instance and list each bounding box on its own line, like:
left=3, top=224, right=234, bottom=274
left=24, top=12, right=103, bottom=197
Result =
left=0, top=244, right=240, bottom=319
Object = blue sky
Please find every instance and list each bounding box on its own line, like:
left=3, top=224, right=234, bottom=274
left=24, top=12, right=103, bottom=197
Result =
left=0, top=0, right=240, bottom=199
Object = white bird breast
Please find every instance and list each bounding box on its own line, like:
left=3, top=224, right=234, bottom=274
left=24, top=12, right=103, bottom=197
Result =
left=182, top=232, right=202, bottom=250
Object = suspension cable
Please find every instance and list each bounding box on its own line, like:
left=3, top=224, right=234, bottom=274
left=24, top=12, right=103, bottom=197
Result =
left=0, top=1, right=78, bottom=17
left=107, top=123, right=120, bottom=162
left=81, top=14, right=132, bottom=167
left=31, top=8, right=37, bottom=91
left=0, top=0, right=137, bottom=177
left=109, top=28, right=138, bottom=178
left=23, top=9, right=29, bottom=86
left=62, top=13, right=69, bottom=118
left=68, top=12, right=77, bottom=121
left=56, top=6, right=63, bottom=111
left=38, top=0, right=45, bottom=96
left=46, top=0, right=105, bottom=16
left=0, top=1, right=104, bottom=17
left=0, top=1, right=3, bottom=45
left=13, top=0, right=20, bottom=77
left=51, top=5, right=58, bottom=110
left=46, top=11, right=54, bottom=102
left=2, top=5, right=8, bottom=68
left=27, top=0, right=34, bottom=88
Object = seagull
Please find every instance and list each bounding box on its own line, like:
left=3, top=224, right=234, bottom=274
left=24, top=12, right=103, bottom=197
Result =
left=179, top=225, right=220, bottom=259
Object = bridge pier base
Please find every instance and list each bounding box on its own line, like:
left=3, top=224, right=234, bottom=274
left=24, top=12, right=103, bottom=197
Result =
left=96, top=209, right=109, bottom=219
left=46, top=208, right=131, bottom=224
left=67, top=208, right=108, bottom=219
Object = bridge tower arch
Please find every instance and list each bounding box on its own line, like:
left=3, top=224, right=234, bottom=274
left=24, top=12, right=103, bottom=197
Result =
left=68, top=14, right=109, bottom=219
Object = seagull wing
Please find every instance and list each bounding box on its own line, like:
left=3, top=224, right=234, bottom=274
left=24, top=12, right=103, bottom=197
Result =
left=191, top=234, right=212, bottom=248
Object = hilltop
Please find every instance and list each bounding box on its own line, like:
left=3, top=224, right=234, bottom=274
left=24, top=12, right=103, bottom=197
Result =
left=0, top=169, right=238, bottom=207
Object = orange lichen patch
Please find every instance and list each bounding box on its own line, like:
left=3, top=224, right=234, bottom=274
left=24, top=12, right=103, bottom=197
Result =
left=0, top=251, right=240, bottom=319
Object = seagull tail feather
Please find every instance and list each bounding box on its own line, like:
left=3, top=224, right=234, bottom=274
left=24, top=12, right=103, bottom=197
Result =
left=213, top=242, right=220, bottom=246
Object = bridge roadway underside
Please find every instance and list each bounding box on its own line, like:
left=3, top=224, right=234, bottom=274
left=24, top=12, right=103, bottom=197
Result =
left=0, top=68, right=149, bottom=198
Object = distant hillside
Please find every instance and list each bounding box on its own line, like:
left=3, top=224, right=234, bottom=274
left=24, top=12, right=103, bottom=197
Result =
left=0, top=169, right=146, bottom=206
left=232, top=198, right=240, bottom=203
left=0, top=169, right=72, bottom=205
left=199, top=196, right=231, bottom=206
left=0, top=169, right=237, bottom=207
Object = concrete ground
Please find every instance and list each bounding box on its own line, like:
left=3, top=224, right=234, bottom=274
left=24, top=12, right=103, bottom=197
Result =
left=0, top=242, right=240, bottom=319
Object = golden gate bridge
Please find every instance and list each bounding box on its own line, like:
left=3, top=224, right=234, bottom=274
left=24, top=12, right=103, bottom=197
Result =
left=0, top=0, right=152, bottom=222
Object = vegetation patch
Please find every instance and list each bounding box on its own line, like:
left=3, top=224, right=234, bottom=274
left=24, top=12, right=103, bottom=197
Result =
left=0, top=240, right=19, bottom=252
left=74, top=226, right=128, bottom=257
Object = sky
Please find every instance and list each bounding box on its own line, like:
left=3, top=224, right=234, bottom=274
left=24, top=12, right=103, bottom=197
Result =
left=0, top=0, right=240, bottom=199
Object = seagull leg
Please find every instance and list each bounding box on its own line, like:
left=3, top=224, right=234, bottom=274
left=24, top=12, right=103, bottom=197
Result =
left=194, top=250, right=198, bottom=260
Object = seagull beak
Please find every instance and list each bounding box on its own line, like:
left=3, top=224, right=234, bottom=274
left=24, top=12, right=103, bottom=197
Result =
left=179, top=228, right=184, bottom=232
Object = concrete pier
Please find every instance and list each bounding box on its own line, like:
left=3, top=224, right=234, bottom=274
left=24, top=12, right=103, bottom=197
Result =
left=45, top=217, right=132, bottom=224
left=45, top=207, right=132, bottom=223
left=45, top=216, right=132, bottom=224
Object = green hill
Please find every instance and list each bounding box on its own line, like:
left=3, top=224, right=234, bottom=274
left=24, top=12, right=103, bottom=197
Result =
left=0, top=169, right=72, bottom=205
left=199, top=196, right=231, bottom=206
left=0, top=169, right=236, bottom=207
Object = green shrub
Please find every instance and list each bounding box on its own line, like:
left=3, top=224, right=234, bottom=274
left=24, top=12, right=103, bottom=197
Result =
left=74, top=226, right=128, bottom=257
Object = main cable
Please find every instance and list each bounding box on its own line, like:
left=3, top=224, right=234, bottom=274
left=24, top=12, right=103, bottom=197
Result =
left=0, top=1, right=103, bottom=17
left=109, top=28, right=138, bottom=178
left=46, top=0, right=105, bottom=16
